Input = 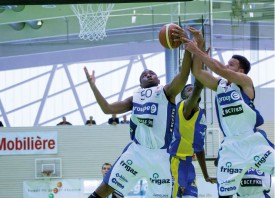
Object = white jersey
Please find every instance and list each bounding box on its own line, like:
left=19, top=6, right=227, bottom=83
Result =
left=215, top=79, right=263, bottom=137
left=237, top=167, right=271, bottom=198
left=130, top=85, right=176, bottom=149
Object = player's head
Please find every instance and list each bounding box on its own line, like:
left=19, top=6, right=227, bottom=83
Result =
left=139, top=69, right=160, bottom=88
left=228, top=55, right=251, bottom=74
left=101, top=162, right=112, bottom=177
left=181, top=84, right=201, bottom=102
left=181, top=84, right=193, bottom=100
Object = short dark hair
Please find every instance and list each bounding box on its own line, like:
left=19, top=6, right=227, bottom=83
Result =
left=232, top=55, right=251, bottom=74
left=181, top=84, right=193, bottom=100
left=102, top=162, right=112, bottom=169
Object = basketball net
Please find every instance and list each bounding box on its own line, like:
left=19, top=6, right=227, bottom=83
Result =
left=70, top=4, right=114, bottom=41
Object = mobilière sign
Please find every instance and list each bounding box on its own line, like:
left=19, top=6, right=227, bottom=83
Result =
left=0, top=132, right=57, bottom=155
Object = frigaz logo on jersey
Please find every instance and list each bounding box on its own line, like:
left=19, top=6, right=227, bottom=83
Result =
left=220, top=162, right=242, bottom=174
left=254, top=150, right=272, bottom=168
left=120, top=160, right=138, bottom=176
left=217, top=90, right=241, bottom=105
left=133, top=102, right=158, bottom=115
left=149, top=173, right=171, bottom=185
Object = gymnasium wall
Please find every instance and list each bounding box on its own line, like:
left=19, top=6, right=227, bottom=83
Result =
left=0, top=122, right=274, bottom=198
left=0, top=125, right=131, bottom=198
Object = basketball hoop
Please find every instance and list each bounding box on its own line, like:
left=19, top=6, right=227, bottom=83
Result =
left=70, top=4, right=114, bottom=41
left=41, top=170, right=53, bottom=177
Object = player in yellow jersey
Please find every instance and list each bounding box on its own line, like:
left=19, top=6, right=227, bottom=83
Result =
left=169, top=28, right=216, bottom=198
left=169, top=80, right=216, bottom=198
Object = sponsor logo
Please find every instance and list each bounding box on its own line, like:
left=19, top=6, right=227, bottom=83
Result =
left=254, top=150, right=272, bottom=168
left=111, top=178, right=124, bottom=189
left=169, top=107, right=176, bottom=133
left=133, top=102, right=158, bottom=115
left=221, top=179, right=235, bottom=185
left=222, top=105, right=243, bottom=117
left=127, top=160, right=133, bottom=165
left=120, top=160, right=138, bottom=176
left=115, top=173, right=128, bottom=183
left=240, top=178, right=262, bottom=187
left=150, top=173, right=171, bottom=185
left=0, top=136, right=56, bottom=151
left=220, top=162, right=243, bottom=174
left=137, top=118, right=153, bottom=127
left=220, top=186, right=237, bottom=192
left=217, top=90, right=241, bottom=105
left=153, top=194, right=169, bottom=198
left=246, top=167, right=264, bottom=176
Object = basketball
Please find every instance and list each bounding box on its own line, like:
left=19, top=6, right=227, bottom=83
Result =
left=158, top=23, right=182, bottom=49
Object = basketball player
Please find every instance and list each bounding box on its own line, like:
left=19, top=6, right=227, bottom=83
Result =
left=169, top=81, right=216, bottom=198
left=214, top=129, right=272, bottom=198
left=178, top=27, right=274, bottom=198
left=84, top=27, right=193, bottom=198
left=169, top=30, right=216, bottom=198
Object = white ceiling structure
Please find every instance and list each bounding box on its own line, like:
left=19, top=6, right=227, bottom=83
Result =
left=0, top=0, right=274, bottom=127
left=0, top=0, right=273, bottom=64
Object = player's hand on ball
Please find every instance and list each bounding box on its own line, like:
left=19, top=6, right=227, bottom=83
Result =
left=172, top=27, right=189, bottom=44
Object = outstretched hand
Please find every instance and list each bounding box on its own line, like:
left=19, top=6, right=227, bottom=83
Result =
left=84, top=66, right=96, bottom=86
left=181, top=26, right=206, bottom=54
left=187, top=27, right=204, bottom=49
left=205, top=176, right=217, bottom=184
left=171, top=26, right=189, bottom=44
left=182, top=37, right=198, bottom=54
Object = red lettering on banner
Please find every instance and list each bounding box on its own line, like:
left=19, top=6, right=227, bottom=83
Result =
left=0, top=137, right=56, bottom=151
left=48, top=140, right=55, bottom=149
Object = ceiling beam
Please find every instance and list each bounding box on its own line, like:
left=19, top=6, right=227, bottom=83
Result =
left=0, top=0, right=194, bottom=6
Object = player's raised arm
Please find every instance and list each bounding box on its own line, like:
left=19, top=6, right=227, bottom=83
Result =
left=84, top=67, right=133, bottom=114
left=182, top=28, right=205, bottom=117
left=179, top=28, right=218, bottom=91
left=164, top=27, right=192, bottom=103
left=185, top=27, right=253, bottom=96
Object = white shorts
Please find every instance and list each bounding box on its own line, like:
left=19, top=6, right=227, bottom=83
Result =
left=217, top=132, right=274, bottom=196
left=104, top=142, right=172, bottom=197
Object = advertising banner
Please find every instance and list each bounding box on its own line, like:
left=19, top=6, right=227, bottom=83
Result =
left=23, top=179, right=83, bottom=198
left=0, top=131, right=57, bottom=155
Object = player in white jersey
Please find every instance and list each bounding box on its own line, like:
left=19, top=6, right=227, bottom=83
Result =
left=84, top=26, right=194, bottom=198
left=177, top=27, right=274, bottom=198
left=214, top=129, right=272, bottom=198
